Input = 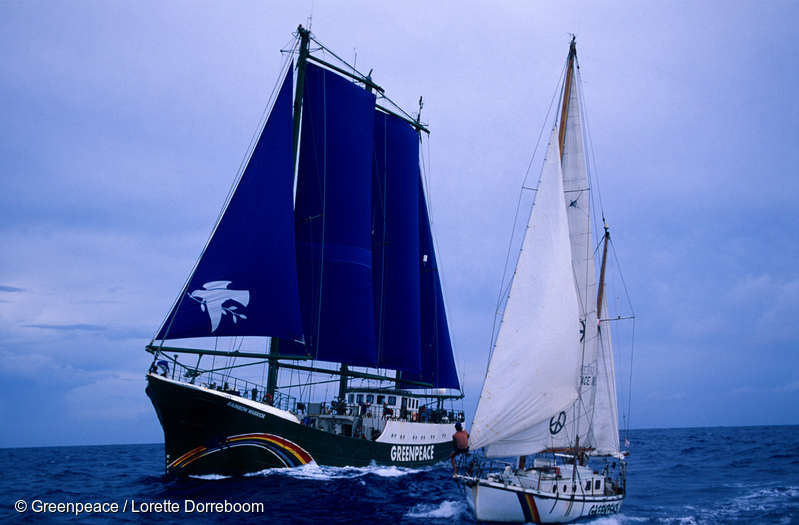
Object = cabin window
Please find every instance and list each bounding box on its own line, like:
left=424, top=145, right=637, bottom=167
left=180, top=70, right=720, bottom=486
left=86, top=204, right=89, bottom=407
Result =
left=377, top=395, right=385, bottom=405
left=356, top=394, right=364, bottom=404
left=401, top=397, right=408, bottom=408
left=585, top=481, right=591, bottom=491
left=348, top=394, right=354, bottom=403
left=388, top=396, right=396, bottom=406
left=366, top=395, right=374, bottom=404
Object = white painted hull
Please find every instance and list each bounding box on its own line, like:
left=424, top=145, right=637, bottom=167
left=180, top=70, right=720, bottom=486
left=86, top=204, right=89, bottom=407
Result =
left=460, top=474, right=623, bottom=523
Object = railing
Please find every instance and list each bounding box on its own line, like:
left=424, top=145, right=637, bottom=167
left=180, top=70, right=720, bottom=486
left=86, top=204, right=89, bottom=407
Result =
left=150, top=357, right=464, bottom=423
left=158, top=362, right=297, bottom=412
left=456, top=452, right=627, bottom=497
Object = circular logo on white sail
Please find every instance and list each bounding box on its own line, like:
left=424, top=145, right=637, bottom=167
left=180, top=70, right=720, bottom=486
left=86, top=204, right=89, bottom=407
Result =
left=549, top=411, right=567, bottom=435
left=189, top=281, right=249, bottom=332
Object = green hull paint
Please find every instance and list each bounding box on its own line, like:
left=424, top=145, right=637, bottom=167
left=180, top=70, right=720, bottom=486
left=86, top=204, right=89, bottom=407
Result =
left=146, top=374, right=453, bottom=476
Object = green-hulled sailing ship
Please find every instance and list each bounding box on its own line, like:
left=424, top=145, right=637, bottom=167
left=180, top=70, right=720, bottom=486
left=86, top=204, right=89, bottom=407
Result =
left=146, top=26, right=463, bottom=476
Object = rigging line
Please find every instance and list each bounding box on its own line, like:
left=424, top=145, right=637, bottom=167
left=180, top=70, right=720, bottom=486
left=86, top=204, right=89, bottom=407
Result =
left=418, top=130, right=461, bottom=393
left=574, top=57, right=607, bottom=228
left=151, top=47, right=297, bottom=345
left=488, top=57, right=574, bottom=360
left=609, top=238, right=635, bottom=318
left=607, top=235, right=636, bottom=437
left=625, top=316, right=636, bottom=438
left=308, top=32, right=425, bottom=129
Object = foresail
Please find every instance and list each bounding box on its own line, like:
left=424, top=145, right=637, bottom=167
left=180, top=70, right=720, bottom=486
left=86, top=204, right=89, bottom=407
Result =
left=372, top=111, right=460, bottom=389
left=469, top=127, right=582, bottom=456
left=155, top=66, right=303, bottom=342
left=372, top=111, right=422, bottom=374
left=294, top=63, right=379, bottom=367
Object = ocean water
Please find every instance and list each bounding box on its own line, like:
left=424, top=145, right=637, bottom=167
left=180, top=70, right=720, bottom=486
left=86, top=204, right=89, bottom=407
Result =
left=1, top=426, right=797, bottom=524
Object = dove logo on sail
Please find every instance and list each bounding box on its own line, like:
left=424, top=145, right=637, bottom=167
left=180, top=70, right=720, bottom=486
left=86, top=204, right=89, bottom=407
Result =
left=188, top=281, right=249, bottom=332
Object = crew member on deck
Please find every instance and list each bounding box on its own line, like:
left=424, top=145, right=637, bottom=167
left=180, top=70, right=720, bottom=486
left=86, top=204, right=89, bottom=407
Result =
left=450, top=422, right=469, bottom=475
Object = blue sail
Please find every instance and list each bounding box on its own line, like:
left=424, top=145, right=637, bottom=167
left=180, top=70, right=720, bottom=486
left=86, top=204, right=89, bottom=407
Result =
left=372, top=111, right=422, bottom=374
left=416, top=184, right=460, bottom=389
left=155, top=67, right=303, bottom=341
left=294, top=63, right=378, bottom=366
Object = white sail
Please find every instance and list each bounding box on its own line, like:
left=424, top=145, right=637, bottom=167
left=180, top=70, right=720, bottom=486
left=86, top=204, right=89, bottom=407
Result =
left=469, top=126, right=583, bottom=457
left=560, top=60, right=600, bottom=450
left=592, top=296, right=623, bottom=457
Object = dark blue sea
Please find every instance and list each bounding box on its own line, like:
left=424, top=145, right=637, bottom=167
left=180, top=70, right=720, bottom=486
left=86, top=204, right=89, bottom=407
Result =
left=2, top=426, right=797, bottom=524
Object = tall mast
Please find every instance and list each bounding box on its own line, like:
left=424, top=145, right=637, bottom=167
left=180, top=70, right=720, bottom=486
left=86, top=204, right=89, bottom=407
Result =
left=267, top=25, right=312, bottom=401
left=558, top=36, right=577, bottom=160
left=597, top=222, right=610, bottom=318
left=292, top=25, right=311, bottom=168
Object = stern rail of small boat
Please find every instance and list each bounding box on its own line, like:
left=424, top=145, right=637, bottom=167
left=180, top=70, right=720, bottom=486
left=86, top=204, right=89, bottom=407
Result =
left=455, top=451, right=626, bottom=498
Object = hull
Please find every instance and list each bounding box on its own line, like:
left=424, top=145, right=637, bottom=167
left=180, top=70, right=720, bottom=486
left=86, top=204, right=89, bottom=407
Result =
left=146, top=373, right=453, bottom=476
left=463, top=477, right=623, bottom=524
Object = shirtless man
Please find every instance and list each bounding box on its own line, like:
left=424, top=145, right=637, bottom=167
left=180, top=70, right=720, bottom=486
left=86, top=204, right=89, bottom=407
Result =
left=450, top=422, right=469, bottom=475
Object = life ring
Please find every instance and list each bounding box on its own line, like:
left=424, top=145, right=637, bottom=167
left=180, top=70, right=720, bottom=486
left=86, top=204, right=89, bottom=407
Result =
left=412, top=412, right=419, bottom=422
left=263, top=393, right=273, bottom=405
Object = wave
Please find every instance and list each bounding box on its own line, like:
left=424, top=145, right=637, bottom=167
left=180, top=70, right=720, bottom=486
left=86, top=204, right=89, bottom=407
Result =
left=188, top=473, right=231, bottom=480
left=242, top=461, right=426, bottom=481
left=659, top=484, right=799, bottom=524
left=406, top=500, right=468, bottom=519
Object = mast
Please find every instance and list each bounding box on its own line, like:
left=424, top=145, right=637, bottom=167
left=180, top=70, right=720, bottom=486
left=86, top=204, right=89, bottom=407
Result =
left=597, top=222, right=610, bottom=316
left=267, top=25, right=312, bottom=400
left=558, top=36, right=577, bottom=160
left=292, top=25, right=311, bottom=167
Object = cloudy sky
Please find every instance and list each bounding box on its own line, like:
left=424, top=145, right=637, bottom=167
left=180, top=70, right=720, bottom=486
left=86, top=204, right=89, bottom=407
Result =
left=1, top=1, right=798, bottom=448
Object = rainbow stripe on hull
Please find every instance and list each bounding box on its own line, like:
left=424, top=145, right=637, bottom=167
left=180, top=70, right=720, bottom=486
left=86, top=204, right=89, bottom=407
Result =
left=170, top=433, right=313, bottom=470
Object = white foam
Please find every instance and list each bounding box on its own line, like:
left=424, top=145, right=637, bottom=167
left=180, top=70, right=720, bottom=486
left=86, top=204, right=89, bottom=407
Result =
left=405, top=500, right=467, bottom=519
left=589, top=515, right=625, bottom=525
left=189, top=473, right=231, bottom=480
left=245, top=461, right=421, bottom=481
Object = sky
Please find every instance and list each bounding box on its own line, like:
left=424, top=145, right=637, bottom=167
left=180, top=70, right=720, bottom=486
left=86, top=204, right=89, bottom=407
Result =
left=1, top=1, right=798, bottom=448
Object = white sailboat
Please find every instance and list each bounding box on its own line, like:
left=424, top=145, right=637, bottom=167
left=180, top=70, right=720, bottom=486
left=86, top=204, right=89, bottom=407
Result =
left=454, top=38, right=631, bottom=523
